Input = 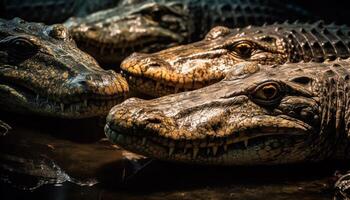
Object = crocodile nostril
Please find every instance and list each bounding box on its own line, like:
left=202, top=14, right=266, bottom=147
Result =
left=147, top=62, right=161, bottom=68
left=146, top=118, right=162, bottom=124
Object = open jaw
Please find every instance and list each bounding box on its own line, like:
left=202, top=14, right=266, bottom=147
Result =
left=0, top=80, right=127, bottom=118
left=105, top=115, right=311, bottom=165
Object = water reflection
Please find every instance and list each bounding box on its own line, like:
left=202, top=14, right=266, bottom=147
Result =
left=0, top=117, right=346, bottom=200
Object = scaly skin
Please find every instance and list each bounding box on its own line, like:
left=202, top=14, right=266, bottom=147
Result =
left=0, top=0, right=121, bottom=24
left=105, top=60, right=350, bottom=165
left=66, top=0, right=312, bottom=65
left=121, top=21, right=350, bottom=97
left=0, top=18, right=128, bottom=119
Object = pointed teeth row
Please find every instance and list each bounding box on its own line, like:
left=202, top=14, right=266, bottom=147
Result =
left=140, top=136, right=252, bottom=158
left=168, top=145, right=228, bottom=158
left=107, top=132, right=253, bottom=159
left=34, top=94, right=121, bottom=113
left=166, top=140, right=251, bottom=158
left=127, top=76, right=189, bottom=94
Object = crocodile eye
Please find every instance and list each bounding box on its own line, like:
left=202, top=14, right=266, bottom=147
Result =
left=229, top=42, right=253, bottom=59
left=7, top=37, right=38, bottom=58
left=150, top=9, right=163, bottom=21
left=251, top=82, right=282, bottom=105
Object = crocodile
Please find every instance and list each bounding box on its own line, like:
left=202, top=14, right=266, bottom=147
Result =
left=105, top=60, right=350, bottom=165
left=0, top=0, right=124, bottom=24
left=0, top=18, right=128, bottom=119
left=121, top=21, right=350, bottom=97
left=66, top=0, right=312, bottom=65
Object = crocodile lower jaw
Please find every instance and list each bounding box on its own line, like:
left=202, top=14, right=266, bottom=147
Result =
left=0, top=82, right=125, bottom=118
left=105, top=124, right=306, bottom=160
left=125, top=74, right=194, bottom=97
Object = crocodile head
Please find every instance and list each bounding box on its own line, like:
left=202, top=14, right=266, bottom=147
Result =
left=0, top=18, right=128, bottom=118
left=121, top=21, right=350, bottom=97
left=121, top=25, right=290, bottom=97
left=106, top=60, right=347, bottom=165
left=66, top=1, right=187, bottom=65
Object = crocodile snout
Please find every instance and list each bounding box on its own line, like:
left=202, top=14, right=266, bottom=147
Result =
left=121, top=52, right=172, bottom=75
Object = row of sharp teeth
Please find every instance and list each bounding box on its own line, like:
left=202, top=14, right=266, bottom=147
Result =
left=108, top=127, right=250, bottom=158
left=127, top=75, right=188, bottom=94
left=151, top=138, right=250, bottom=158
left=35, top=94, right=121, bottom=112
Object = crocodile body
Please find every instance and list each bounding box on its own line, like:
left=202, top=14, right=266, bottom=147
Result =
left=121, top=21, right=350, bottom=97
left=0, top=0, right=121, bottom=24
left=66, top=0, right=312, bottom=65
left=0, top=18, right=128, bottom=119
left=105, top=59, right=350, bottom=165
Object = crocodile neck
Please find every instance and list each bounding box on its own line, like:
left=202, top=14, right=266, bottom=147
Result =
left=285, top=22, right=350, bottom=62
left=334, top=63, right=350, bottom=159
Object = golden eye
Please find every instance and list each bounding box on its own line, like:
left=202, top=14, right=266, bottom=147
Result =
left=251, top=82, right=282, bottom=105
left=235, top=43, right=253, bottom=58
left=7, top=37, right=38, bottom=58
left=229, top=42, right=253, bottom=59
left=255, top=84, right=278, bottom=100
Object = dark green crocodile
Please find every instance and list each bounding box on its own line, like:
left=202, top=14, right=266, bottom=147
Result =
left=121, top=21, right=350, bottom=97
left=106, top=59, right=350, bottom=165
left=0, top=0, right=123, bottom=24
left=0, top=18, right=128, bottom=119
left=66, top=0, right=312, bottom=65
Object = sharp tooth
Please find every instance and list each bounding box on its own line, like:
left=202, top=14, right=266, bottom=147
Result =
left=60, top=103, right=64, bottom=112
left=174, top=86, right=179, bottom=93
left=36, top=94, right=40, bottom=101
left=84, top=100, right=88, bottom=107
left=183, top=148, right=187, bottom=154
left=155, top=82, right=161, bottom=90
left=169, top=147, right=175, bottom=156
left=142, top=137, right=147, bottom=145
left=193, top=147, right=199, bottom=158
left=224, top=145, right=228, bottom=152
left=207, top=148, right=211, bottom=155
left=212, top=146, right=218, bottom=156
left=244, top=139, right=249, bottom=148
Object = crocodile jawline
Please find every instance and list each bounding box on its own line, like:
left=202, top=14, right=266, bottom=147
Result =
left=0, top=80, right=123, bottom=114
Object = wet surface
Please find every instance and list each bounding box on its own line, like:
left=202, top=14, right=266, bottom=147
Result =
left=0, top=116, right=348, bottom=200
left=1, top=100, right=345, bottom=192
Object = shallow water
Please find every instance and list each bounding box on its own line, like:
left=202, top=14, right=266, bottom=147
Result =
left=0, top=119, right=347, bottom=200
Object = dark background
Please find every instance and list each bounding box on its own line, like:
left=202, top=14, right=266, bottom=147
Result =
left=290, top=0, right=349, bottom=25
